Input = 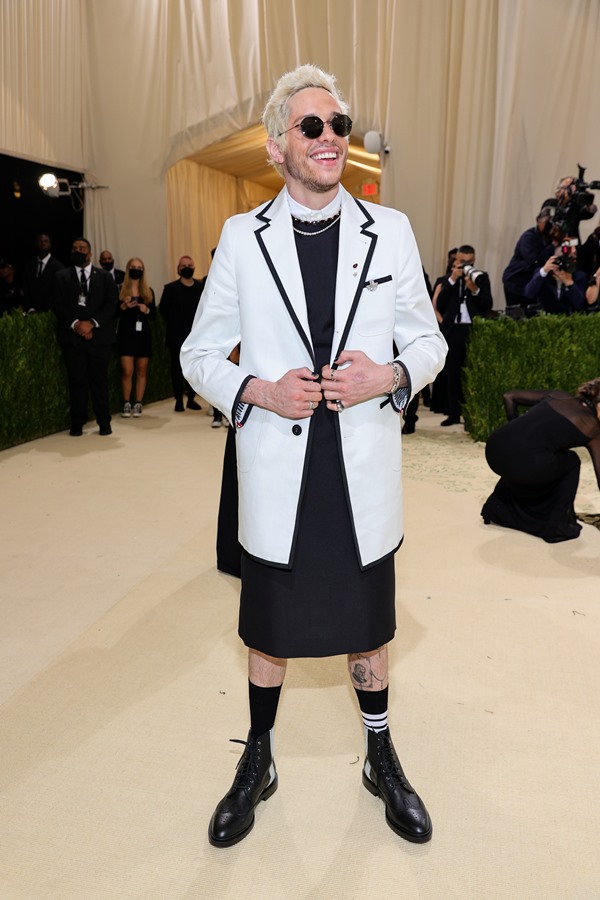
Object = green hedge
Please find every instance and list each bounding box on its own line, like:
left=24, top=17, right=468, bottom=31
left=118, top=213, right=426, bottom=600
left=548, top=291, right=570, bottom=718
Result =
left=0, top=310, right=172, bottom=449
left=463, top=314, right=600, bottom=442
left=3, top=308, right=599, bottom=450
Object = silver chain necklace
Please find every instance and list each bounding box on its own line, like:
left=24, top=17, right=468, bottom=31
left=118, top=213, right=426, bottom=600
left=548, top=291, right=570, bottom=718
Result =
left=292, top=212, right=341, bottom=236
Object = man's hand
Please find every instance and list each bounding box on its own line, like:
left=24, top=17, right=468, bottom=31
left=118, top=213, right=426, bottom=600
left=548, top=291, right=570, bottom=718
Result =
left=74, top=320, right=94, bottom=339
left=542, top=256, right=560, bottom=276
left=242, top=367, right=322, bottom=419
left=321, top=350, right=402, bottom=411
left=554, top=268, right=574, bottom=286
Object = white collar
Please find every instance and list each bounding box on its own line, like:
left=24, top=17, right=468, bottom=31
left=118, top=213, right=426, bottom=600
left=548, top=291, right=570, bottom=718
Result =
left=285, top=187, right=342, bottom=223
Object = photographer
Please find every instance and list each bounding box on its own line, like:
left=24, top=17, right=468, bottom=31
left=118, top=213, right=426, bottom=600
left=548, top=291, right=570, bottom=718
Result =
left=542, top=174, right=597, bottom=247
left=436, top=244, right=493, bottom=426
left=523, top=239, right=587, bottom=315
left=502, top=208, right=554, bottom=309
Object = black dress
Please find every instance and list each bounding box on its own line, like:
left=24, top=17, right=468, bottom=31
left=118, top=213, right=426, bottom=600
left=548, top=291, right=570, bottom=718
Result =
left=238, top=217, right=396, bottom=658
left=481, top=392, right=600, bottom=542
left=116, top=289, right=156, bottom=357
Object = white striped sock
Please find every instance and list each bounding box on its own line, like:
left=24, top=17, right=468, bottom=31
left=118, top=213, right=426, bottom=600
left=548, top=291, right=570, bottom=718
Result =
left=362, top=710, right=388, bottom=733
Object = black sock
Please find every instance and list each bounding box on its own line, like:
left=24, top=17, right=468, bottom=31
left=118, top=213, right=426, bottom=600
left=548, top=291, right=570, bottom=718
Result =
left=354, top=686, right=388, bottom=732
left=249, top=680, right=282, bottom=737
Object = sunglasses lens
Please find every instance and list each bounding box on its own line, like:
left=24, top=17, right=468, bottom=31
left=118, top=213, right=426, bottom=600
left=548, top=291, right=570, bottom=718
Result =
left=300, top=116, right=324, bottom=138
left=297, top=114, right=353, bottom=139
left=331, top=114, right=352, bottom=137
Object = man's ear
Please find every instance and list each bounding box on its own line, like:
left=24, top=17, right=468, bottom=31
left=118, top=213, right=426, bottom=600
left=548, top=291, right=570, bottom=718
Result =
left=266, top=137, right=285, bottom=166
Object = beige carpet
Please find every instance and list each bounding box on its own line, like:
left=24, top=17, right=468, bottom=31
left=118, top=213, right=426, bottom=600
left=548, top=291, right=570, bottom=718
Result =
left=1, top=401, right=599, bottom=899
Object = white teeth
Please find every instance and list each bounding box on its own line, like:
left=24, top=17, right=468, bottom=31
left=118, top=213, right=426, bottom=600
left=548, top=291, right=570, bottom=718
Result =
left=313, top=152, right=337, bottom=160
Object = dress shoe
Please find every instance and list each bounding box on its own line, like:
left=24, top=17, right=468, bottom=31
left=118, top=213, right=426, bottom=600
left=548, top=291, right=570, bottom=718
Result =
left=69, top=427, right=83, bottom=437
left=402, top=422, right=416, bottom=435
left=174, top=400, right=185, bottom=412
left=440, top=416, right=460, bottom=427
left=98, top=425, right=112, bottom=435
left=362, top=727, right=432, bottom=843
left=186, top=397, right=202, bottom=410
left=209, top=729, right=277, bottom=848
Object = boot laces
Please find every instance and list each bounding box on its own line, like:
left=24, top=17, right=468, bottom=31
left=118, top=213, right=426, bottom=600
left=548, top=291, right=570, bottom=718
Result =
left=229, top=737, right=260, bottom=789
left=378, top=735, right=413, bottom=792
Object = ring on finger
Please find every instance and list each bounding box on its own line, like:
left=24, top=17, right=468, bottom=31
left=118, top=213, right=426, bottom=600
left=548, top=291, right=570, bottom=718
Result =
left=336, top=399, right=344, bottom=412
left=308, top=400, right=314, bottom=410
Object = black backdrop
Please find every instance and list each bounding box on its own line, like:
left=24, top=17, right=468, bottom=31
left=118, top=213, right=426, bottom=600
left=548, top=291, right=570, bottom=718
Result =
left=0, top=153, right=84, bottom=276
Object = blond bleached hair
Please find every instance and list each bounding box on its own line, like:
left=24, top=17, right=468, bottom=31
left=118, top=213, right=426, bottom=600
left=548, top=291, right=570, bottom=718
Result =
left=262, top=64, right=350, bottom=176
left=120, top=258, right=153, bottom=303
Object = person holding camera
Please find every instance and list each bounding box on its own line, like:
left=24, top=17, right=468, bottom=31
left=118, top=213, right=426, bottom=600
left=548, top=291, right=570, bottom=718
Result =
left=502, top=209, right=554, bottom=310
left=117, top=257, right=156, bottom=417
left=436, top=244, right=493, bottom=426
left=542, top=175, right=597, bottom=248
left=523, top=239, right=587, bottom=315
left=585, top=266, right=600, bottom=312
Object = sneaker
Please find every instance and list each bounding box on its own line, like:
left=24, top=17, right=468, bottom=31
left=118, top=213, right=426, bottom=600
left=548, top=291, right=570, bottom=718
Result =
left=121, top=402, right=132, bottom=418
left=133, top=402, right=143, bottom=417
left=211, top=418, right=223, bottom=428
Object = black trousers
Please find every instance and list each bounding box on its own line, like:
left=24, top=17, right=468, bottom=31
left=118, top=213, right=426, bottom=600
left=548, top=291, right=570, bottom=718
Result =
left=169, top=346, right=195, bottom=402
left=61, top=341, right=113, bottom=429
left=444, top=324, right=470, bottom=420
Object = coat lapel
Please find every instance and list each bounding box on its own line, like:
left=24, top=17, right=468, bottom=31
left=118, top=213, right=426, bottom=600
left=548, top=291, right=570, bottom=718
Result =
left=332, top=192, right=377, bottom=364
left=254, top=191, right=314, bottom=366
left=253, top=187, right=378, bottom=369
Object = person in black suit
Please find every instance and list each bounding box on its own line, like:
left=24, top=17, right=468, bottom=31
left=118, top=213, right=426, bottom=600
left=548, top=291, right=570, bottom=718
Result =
left=158, top=255, right=204, bottom=412
left=99, top=249, right=125, bottom=288
left=52, top=237, right=118, bottom=436
left=22, top=233, right=64, bottom=313
left=502, top=209, right=554, bottom=310
left=436, top=244, right=493, bottom=426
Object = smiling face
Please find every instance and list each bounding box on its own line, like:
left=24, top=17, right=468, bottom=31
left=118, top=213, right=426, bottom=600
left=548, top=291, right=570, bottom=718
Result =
left=266, top=87, right=349, bottom=208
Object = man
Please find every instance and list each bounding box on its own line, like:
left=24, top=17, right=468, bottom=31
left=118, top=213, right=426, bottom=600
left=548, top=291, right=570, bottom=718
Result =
left=523, top=238, right=587, bottom=315
left=436, top=245, right=493, bottom=426
left=502, top=209, right=554, bottom=310
left=158, top=256, right=203, bottom=411
left=21, top=233, right=64, bottom=313
left=52, top=237, right=118, bottom=435
left=181, top=65, right=446, bottom=847
left=98, top=249, right=125, bottom=288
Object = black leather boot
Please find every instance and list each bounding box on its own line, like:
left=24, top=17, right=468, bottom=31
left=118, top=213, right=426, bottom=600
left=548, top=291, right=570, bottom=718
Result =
left=208, top=729, right=278, bottom=847
left=362, top=727, right=432, bottom=843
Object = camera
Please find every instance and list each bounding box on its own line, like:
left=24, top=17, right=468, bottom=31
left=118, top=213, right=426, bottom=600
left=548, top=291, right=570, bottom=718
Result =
left=550, top=163, right=599, bottom=239
left=555, top=239, right=578, bottom=273
left=462, top=264, right=486, bottom=284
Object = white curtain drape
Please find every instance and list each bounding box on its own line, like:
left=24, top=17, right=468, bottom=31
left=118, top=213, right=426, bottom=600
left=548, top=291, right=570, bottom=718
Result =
left=2, top=0, right=599, bottom=299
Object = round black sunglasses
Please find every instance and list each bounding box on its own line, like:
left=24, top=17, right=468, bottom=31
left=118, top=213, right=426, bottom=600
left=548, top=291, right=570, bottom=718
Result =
left=277, top=113, right=353, bottom=140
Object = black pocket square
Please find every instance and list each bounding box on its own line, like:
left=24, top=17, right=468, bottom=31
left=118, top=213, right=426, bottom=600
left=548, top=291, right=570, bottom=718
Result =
left=363, top=275, right=392, bottom=291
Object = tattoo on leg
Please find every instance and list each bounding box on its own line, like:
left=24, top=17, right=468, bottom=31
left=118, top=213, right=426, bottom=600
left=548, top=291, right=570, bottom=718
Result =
left=349, top=651, right=386, bottom=690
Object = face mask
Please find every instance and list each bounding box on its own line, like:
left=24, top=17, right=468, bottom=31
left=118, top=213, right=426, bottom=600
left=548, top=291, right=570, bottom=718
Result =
left=100, top=261, right=113, bottom=271
left=179, top=266, right=194, bottom=279
left=129, top=268, right=143, bottom=280
left=71, top=250, right=87, bottom=267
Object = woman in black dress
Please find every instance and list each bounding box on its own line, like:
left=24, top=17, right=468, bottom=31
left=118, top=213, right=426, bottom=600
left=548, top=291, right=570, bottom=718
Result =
left=481, top=379, right=600, bottom=542
left=117, top=257, right=156, bottom=417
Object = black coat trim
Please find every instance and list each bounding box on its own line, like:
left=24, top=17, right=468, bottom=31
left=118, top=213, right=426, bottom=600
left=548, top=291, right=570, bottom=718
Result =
left=332, top=197, right=378, bottom=367
left=254, top=203, right=316, bottom=368
left=233, top=374, right=256, bottom=426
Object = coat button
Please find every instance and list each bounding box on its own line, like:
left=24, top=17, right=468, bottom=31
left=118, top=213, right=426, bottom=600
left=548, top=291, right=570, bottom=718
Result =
left=292, top=424, right=302, bottom=436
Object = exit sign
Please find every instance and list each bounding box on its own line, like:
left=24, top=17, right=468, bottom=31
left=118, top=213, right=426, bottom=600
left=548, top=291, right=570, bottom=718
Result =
left=361, top=181, right=378, bottom=196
